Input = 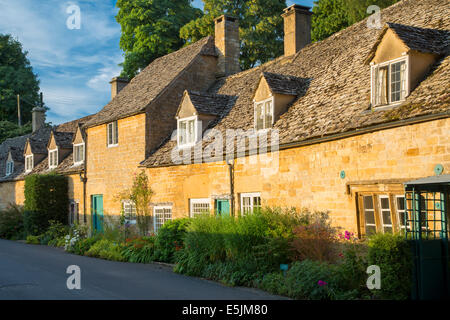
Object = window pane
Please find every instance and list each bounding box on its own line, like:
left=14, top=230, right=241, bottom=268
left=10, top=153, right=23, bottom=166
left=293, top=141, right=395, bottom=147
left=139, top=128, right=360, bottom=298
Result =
left=180, top=121, right=186, bottom=144
left=265, top=101, right=273, bottom=128
left=114, top=121, right=118, bottom=144
left=391, top=61, right=406, bottom=102
left=382, top=210, right=392, bottom=225
left=188, top=120, right=195, bottom=143
left=108, top=123, right=113, bottom=145
left=363, top=196, right=376, bottom=234
left=256, top=103, right=264, bottom=130
left=376, top=66, right=388, bottom=105
left=364, top=196, right=374, bottom=210
left=380, top=197, right=390, bottom=210
left=366, top=226, right=377, bottom=236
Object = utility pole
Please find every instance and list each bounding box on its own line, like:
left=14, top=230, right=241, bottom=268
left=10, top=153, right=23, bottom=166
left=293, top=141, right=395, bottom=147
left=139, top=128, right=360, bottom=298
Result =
left=17, top=94, right=22, bottom=127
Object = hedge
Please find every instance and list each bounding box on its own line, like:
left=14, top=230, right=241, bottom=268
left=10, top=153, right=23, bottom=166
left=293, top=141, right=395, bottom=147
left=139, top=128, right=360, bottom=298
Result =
left=24, top=173, right=69, bottom=235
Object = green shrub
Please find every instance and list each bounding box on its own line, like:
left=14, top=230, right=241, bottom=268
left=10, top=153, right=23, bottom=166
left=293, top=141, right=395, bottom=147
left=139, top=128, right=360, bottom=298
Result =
left=26, top=235, right=41, bottom=245
left=153, top=219, right=190, bottom=263
left=367, top=233, right=412, bottom=300
left=24, top=174, right=69, bottom=235
left=68, top=236, right=100, bottom=256
left=256, top=272, right=288, bottom=296
left=174, top=207, right=307, bottom=280
left=121, top=237, right=156, bottom=263
left=0, top=204, right=25, bottom=240
left=85, top=239, right=125, bottom=261
left=39, top=220, right=69, bottom=245
left=285, top=260, right=359, bottom=300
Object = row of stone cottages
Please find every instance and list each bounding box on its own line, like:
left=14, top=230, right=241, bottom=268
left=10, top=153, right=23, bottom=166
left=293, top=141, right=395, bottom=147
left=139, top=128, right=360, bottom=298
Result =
left=0, top=0, right=449, bottom=236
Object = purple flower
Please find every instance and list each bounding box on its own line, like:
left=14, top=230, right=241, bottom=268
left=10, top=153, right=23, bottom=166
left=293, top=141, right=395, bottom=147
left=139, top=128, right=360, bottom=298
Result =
left=318, top=280, right=328, bottom=287
left=345, top=231, right=351, bottom=240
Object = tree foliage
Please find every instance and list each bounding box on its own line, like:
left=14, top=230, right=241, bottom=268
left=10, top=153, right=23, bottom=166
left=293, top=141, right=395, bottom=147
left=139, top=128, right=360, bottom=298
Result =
left=0, top=34, right=40, bottom=124
left=311, top=0, right=400, bottom=42
left=180, top=0, right=287, bottom=70
left=24, top=174, right=69, bottom=235
left=118, top=170, right=154, bottom=236
left=0, top=121, right=31, bottom=144
left=115, top=0, right=203, bottom=79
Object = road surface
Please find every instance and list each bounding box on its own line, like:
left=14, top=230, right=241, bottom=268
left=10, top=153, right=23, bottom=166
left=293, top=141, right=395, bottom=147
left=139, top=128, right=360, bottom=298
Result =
left=0, top=239, right=284, bottom=300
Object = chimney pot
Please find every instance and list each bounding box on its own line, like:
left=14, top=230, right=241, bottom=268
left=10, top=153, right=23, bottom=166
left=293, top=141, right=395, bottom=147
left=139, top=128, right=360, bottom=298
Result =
left=110, top=77, right=129, bottom=100
left=282, top=4, right=312, bottom=56
left=32, top=107, right=46, bottom=133
left=214, top=15, right=240, bottom=77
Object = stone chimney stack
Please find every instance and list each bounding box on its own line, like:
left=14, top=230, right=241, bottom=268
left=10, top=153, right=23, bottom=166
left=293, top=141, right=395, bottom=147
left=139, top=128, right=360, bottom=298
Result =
left=282, top=5, right=312, bottom=57
left=110, top=77, right=129, bottom=100
left=32, top=106, right=46, bottom=133
left=214, top=15, right=240, bottom=77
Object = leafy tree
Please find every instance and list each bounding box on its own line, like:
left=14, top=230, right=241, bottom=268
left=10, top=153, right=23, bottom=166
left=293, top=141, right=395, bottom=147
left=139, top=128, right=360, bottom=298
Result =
left=311, top=0, right=400, bottom=42
left=116, top=0, right=203, bottom=79
left=180, top=0, right=287, bottom=70
left=0, top=121, right=31, bottom=144
left=0, top=34, right=40, bottom=124
left=118, top=170, right=154, bottom=236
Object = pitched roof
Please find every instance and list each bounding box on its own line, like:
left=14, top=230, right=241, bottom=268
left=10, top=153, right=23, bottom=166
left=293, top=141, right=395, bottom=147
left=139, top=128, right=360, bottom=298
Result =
left=0, top=114, right=95, bottom=181
left=183, top=91, right=235, bottom=116
left=366, top=22, right=450, bottom=63
left=50, top=131, right=74, bottom=149
left=85, top=36, right=218, bottom=128
left=261, top=72, right=307, bottom=96
left=142, top=0, right=450, bottom=168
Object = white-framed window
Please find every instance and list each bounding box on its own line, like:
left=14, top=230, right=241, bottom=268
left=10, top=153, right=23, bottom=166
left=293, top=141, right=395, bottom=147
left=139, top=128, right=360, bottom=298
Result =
left=254, top=97, right=274, bottom=131
left=73, top=143, right=85, bottom=165
left=25, top=155, right=34, bottom=173
left=379, top=196, right=393, bottom=234
left=362, top=195, right=377, bottom=236
left=107, top=121, right=119, bottom=147
left=122, top=200, right=137, bottom=225
left=177, top=116, right=197, bottom=148
left=395, top=195, right=409, bottom=231
left=153, top=206, right=172, bottom=233
left=5, top=161, right=14, bottom=176
left=49, top=149, right=58, bottom=169
left=371, top=57, right=409, bottom=107
left=190, top=198, right=210, bottom=218
left=69, top=200, right=79, bottom=226
left=240, top=193, right=262, bottom=216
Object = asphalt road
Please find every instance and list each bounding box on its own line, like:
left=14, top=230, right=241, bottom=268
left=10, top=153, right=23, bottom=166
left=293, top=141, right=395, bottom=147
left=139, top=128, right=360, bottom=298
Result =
left=0, top=239, right=284, bottom=300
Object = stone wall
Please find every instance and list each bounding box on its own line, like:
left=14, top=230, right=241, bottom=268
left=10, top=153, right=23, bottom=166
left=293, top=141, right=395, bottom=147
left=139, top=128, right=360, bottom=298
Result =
left=144, top=118, right=449, bottom=233
left=86, top=113, right=147, bottom=219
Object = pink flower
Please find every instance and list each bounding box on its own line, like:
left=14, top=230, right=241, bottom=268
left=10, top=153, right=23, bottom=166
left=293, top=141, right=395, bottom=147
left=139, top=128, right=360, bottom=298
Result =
left=345, top=231, right=351, bottom=240
left=318, top=280, right=328, bottom=287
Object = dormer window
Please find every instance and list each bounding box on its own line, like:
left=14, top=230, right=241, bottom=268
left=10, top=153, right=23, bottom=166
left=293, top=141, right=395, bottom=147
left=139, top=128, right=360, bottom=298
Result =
left=107, top=121, right=119, bottom=147
left=5, top=160, right=14, bottom=176
left=25, top=155, right=33, bottom=173
left=74, top=143, right=85, bottom=165
left=371, top=57, right=409, bottom=107
left=178, top=116, right=197, bottom=147
left=255, top=97, right=274, bottom=131
left=49, top=149, right=58, bottom=169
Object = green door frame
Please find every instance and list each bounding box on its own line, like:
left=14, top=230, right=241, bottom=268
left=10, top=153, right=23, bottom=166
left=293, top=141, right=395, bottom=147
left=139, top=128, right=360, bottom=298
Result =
left=91, top=195, right=104, bottom=233
left=215, top=199, right=230, bottom=217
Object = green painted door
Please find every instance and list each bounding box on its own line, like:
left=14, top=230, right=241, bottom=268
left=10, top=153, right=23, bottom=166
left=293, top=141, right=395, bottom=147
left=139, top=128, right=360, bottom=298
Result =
left=216, top=200, right=230, bottom=217
left=91, top=195, right=104, bottom=233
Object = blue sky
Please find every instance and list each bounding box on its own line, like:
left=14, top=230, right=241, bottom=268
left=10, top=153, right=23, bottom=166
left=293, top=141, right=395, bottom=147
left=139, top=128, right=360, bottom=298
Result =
left=0, top=0, right=314, bottom=125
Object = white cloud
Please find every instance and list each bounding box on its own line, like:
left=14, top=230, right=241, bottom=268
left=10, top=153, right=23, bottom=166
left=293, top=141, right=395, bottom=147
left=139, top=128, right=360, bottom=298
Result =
left=0, top=0, right=123, bottom=124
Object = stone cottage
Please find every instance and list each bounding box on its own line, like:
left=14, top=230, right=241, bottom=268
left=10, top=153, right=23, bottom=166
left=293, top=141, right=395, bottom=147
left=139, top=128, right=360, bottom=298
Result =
left=0, top=0, right=449, bottom=237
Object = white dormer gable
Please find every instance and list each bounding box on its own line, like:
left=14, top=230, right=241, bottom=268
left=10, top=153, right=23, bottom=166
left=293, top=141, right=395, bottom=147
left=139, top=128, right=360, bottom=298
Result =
left=366, top=23, right=443, bottom=109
